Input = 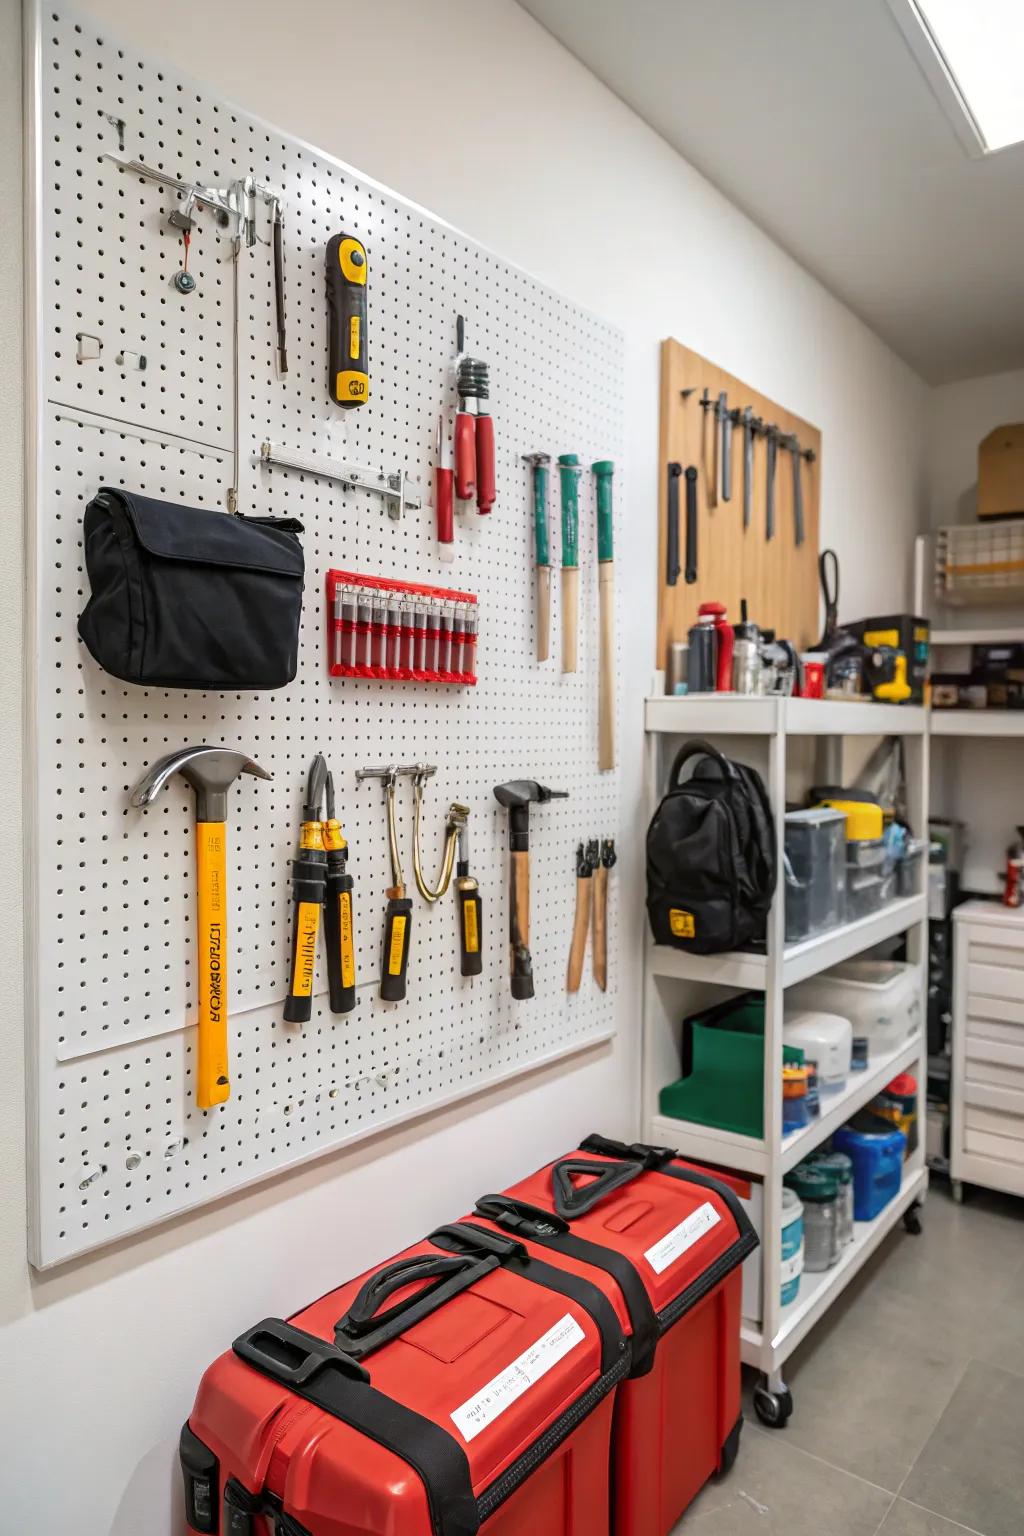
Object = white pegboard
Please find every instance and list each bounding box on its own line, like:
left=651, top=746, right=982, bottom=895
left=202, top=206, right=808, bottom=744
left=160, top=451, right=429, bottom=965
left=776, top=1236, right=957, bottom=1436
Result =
left=25, top=2, right=624, bottom=1267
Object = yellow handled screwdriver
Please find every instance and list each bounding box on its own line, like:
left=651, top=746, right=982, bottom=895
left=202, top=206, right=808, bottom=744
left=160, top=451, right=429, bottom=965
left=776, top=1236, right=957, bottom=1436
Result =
left=284, top=755, right=329, bottom=1024
left=322, top=770, right=357, bottom=1013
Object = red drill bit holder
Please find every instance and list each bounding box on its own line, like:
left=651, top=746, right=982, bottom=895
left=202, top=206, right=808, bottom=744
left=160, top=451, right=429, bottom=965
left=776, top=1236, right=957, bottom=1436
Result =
left=326, top=569, right=478, bottom=685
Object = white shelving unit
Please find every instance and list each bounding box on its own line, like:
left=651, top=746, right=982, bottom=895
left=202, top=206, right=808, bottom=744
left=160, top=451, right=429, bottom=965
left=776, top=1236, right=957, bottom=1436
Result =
left=641, top=694, right=929, bottom=1412
left=930, top=710, right=1024, bottom=737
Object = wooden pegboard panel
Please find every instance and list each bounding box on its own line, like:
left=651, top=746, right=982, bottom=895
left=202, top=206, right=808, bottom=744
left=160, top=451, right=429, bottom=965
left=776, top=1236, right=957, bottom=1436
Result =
left=656, top=339, right=821, bottom=668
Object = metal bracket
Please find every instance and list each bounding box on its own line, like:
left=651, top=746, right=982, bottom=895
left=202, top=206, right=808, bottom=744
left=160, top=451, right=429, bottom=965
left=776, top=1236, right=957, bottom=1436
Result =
left=105, top=154, right=279, bottom=248
left=259, top=442, right=422, bottom=519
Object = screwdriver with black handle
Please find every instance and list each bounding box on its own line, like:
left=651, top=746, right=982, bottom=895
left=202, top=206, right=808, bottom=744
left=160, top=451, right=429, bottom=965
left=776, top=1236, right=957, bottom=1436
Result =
left=454, top=822, right=483, bottom=977
left=284, top=755, right=329, bottom=1024
left=322, top=771, right=357, bottom=1014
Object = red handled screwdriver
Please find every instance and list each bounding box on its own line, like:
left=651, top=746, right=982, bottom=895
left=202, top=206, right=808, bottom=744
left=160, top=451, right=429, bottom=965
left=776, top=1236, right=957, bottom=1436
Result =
left=435, top=415, right=454, bottom=561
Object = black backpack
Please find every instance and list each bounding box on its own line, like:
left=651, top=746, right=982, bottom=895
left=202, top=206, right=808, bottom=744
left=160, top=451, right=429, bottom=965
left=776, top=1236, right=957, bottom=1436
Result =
left=646, top=740, right=776, bottom=954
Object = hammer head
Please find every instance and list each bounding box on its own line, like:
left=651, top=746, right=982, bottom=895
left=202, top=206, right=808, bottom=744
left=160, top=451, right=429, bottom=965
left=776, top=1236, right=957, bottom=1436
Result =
left=130, top=745, right=271, bottom=823
left=493, top=780, right=566, bottom=811
left=493, top=781, right=568, bottom=849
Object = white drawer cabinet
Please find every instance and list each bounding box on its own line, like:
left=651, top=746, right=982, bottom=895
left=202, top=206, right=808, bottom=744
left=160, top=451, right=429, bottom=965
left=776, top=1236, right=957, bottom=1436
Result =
left=952, top=901, right=1024, bottom=1200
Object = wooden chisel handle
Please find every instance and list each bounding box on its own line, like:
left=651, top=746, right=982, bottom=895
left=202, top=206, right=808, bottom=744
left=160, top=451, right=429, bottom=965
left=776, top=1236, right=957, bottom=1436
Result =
left=561, top=567, right=579, bottom=674
left=598, top=566, right=615, bottom=771
left=566, top=874, right=593, bottom=993
left=537, top=565, right=551, bottom=664
left=592, top=863, right=608, bottom=992
left=195, top=821, right=230, bottom=1108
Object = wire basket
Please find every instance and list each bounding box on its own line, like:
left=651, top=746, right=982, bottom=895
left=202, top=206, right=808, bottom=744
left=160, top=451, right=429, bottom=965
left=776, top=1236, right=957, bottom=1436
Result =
left=935, top=520, right=1024, bottom=606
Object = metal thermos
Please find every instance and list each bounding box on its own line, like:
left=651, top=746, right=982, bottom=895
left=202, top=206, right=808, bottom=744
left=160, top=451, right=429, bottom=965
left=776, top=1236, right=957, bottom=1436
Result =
left=698, top=600, right=734, bottom=692
left=666, top=641, right=689, bottom=696
left=732, top=601, right=763, bottom=694
left=687, top=615, right=716, bottom=692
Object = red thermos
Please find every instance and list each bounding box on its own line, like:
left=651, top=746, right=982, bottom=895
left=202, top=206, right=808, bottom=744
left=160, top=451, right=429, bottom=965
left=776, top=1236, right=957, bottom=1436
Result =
left=698, top=601, right=734, bottom=692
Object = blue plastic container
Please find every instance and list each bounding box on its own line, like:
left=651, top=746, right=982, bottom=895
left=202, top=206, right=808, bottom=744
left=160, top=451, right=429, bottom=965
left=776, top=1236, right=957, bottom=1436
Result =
left=832, top=1121, right=906, bottom=1221
left=780, top=1187, right=804, bottom=1307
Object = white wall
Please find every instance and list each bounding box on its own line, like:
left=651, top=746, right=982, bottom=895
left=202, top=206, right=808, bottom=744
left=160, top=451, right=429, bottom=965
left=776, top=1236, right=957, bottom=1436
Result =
left=928, top=368, right=1024, bottom=529
left=1, top=1, right=928, bottom=1531
left=926, top=369, right=1024, bottom=893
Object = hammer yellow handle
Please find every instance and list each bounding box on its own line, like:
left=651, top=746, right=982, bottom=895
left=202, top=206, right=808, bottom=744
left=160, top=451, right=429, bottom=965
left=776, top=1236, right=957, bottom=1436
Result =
left=196, top=821, right=230, bottom=1108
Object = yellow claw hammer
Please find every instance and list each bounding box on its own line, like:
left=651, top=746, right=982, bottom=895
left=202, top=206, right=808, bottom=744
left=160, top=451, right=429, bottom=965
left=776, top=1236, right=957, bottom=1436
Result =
left=130, top=746, right=271, bottom=1109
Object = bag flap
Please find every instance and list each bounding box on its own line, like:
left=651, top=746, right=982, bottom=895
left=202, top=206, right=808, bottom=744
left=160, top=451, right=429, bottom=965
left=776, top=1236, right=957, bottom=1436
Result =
left=98, top=488, right=305, bottom=578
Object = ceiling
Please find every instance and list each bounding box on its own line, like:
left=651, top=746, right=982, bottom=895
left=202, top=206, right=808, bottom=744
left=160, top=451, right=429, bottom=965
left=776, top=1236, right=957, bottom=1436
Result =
left=517, top=0, right=1024, bottom=384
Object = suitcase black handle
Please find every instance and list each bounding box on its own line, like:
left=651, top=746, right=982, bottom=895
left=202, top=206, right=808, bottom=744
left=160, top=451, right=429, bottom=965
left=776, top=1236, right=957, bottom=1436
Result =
left=334, top=1250, right=499, bottom=1358
left=578, top=1133, right=677, bottom=1171
left=429, top=1221, right=528, bottom=1262
left=474, top=1192, right=569, bottom=1237
left=234, top=1318, right=370, bottom=1387
left=669, top=739, right=740, bottom=789
left=549, top=1156, right=645, bottom=1219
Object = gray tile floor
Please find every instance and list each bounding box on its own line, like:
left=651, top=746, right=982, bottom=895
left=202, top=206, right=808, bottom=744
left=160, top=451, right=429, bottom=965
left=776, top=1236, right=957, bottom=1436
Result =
left=677, top=1182, right=1024, bottom=1535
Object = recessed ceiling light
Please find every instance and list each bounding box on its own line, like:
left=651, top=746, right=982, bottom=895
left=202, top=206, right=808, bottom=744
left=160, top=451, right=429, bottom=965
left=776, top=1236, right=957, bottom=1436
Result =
left=888, top=0, right=1024, bottom=155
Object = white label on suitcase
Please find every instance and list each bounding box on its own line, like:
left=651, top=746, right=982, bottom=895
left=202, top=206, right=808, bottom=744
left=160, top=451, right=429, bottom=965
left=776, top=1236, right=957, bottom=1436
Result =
left=644, top=1202, right=721, bottom=1274
left=450, top=1313, right=586, bottom=1442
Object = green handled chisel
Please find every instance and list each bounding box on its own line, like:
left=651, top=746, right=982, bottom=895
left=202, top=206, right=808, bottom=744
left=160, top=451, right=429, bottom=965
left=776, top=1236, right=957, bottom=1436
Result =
left=558, top=453, right=581, bottom=673
left=523, top=452, right=552, bottom=662
left=592, top=459, right=616, bottom=771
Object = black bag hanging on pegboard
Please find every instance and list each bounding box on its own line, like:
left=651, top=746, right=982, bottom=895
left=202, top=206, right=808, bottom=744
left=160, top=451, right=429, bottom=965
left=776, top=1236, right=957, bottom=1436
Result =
left=646, top=740, right=776, bottom=954
left=78, top=488, right=305, bottom=690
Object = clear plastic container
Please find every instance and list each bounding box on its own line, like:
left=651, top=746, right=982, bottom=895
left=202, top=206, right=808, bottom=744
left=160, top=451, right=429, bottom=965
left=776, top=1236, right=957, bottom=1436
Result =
left=785, top=1165, right=840, bottom=1271
left=846, top=867, right=895, bottom=921
left=846, top=836, right=887, bottom=871
left=784, top=809, right=847, bottom=942
left=810, top=1151, right=855, bottom=1245
left=897, top=838, right=927, bottom=897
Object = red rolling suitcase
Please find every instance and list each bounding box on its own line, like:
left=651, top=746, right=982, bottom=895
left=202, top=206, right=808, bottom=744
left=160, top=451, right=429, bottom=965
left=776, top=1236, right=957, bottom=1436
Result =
left=181, top=1221, right=630, bottom=1536
left=462, top=1133, right=758, bottom=1536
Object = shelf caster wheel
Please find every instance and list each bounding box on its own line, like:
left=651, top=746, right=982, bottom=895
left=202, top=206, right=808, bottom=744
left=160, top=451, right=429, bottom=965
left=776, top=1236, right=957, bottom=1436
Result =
left=952, top=1179, right=965, bottom=1205
left=903, top=1201, right=923, bottom=1236
left=752, top=1381, right=793, bottom=1428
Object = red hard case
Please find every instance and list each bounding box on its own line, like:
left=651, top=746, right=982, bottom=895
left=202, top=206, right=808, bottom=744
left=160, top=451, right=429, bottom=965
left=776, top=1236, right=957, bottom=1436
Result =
left=181, top=1223, right=629, bottom=1536
left=465, top=1134, right=758, bottom=1536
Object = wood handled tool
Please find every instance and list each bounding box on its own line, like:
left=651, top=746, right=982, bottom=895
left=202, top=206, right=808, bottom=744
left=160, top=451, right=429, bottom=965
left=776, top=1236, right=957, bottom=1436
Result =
left=283, top=754, right=329, bottom=1025
left=685, top=465, right=699, bottom=584
left=592, top=836, right=616, bottom=991
left=357, top=765, right=414, bottom=1002
left=523, top=451, right=552, bottom=660
left=666, top=462, right=682, bottom=587
left=323, top=769, right=357, bottom=1015
left=493, top=780, right=568, bottom=1000
left=592, top=458, right=616, bottom=771
left=558, top=454, right=581, bottom=673
left=455, top=822, right=483, bottom=977
left=130, top=746, right=271, bottom=1109
left=566, top=841, right=597, bottom=993
left=326, top=231, right=368, bottom=407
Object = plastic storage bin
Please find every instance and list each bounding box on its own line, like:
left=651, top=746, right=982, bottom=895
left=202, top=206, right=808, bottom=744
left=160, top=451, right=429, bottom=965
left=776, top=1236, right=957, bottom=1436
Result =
left=783, top=809, right=846, bottom=942
left=897, top=838, right=928, bottom=896
left=788, top=960, right=920, bottom=1057
left=784, top=1165, right=840, bottom=1272
left=783, top=1011, right=852, bottom=1095
left=780, top=1188, right=804, bottom=1306
left=660, top=995, right=766, bottom=1138
left=846, top=867, right=895, bottom=921
left=833, top=1119, right=906, bottom=1220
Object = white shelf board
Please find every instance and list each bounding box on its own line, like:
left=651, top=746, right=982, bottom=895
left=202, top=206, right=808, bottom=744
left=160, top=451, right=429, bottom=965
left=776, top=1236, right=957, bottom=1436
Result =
left=930, top=627, right=1024, bottom=647
left=647, top=895, right=926, bottom=991
left=645, top=695, right=926, bottom=737
left=930, top=710, right=1024, bottom=738
left=646, top=1114, right=769, bottom=1177
left=770, top=1163, right=928, bottom=1365
left=780, top=1035, right=922, bottom=1173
